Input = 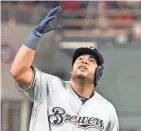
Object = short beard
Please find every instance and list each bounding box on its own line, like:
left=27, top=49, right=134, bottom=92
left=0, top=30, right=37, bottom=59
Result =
left=74, top=74, right=93, bottom=85
left=77, top=74, right=86, bottom=83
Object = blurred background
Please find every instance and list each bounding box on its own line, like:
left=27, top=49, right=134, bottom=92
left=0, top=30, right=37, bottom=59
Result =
left=1, top=1, right=141, bottom=131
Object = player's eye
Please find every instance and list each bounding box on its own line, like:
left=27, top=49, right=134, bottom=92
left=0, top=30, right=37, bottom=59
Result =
left=89, top=59, right=94, bottom=63
left=78, top=57, right=83, bottom=61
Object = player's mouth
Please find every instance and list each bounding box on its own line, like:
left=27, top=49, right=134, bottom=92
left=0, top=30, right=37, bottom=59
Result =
left=78, top=65, right=88, bottom=71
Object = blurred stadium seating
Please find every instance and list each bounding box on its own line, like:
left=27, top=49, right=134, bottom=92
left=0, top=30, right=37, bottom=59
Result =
left=1, top=1, right=141, bottom=131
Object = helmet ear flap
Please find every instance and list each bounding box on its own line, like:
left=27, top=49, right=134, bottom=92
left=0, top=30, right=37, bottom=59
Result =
left=94, top=65, right=104, bottom=85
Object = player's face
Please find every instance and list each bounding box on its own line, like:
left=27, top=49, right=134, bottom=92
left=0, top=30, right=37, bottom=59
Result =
left=71, top=54, right=98, bottom=83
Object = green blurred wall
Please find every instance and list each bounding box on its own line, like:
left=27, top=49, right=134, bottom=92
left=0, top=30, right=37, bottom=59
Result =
left=96, top=47, right=141, bottom=130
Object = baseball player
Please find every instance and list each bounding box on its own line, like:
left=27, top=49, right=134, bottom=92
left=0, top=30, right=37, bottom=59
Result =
left=10, top=6, right=119, bottom=131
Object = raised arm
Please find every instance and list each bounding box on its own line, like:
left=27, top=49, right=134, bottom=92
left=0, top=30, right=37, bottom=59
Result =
left=10, top=6, right=62, bottom=89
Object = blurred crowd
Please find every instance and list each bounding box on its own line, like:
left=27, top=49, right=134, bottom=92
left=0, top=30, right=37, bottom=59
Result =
left=1, top=1, right=140, bottom=9
left=1, top=1, right=141, bottom=40
left=96, top=1, right=141, bottom=40
left=1, top=1, right=141, bottom=9
left=106, top=1, right=141, bottom=9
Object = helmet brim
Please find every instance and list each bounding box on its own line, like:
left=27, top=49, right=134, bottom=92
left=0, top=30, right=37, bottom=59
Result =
left=72, top=47, right=104, bottom=66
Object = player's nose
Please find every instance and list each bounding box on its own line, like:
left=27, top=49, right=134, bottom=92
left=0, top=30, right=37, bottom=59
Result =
left=81, top=60, right=88, bottom=65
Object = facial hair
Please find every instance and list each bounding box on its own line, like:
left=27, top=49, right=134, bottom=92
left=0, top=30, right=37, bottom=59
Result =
left=72, top=68, right=93, bottom=85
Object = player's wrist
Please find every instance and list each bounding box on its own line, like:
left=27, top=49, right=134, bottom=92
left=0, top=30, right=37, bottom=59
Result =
left=24, top=32, right=41, bottom=50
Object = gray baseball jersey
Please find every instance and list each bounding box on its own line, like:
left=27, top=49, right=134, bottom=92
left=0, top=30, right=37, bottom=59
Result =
left=19, top=66, right=119, bottom=131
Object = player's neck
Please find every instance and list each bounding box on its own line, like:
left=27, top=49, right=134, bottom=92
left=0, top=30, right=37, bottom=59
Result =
left=70, top=79, right=95, bottom=98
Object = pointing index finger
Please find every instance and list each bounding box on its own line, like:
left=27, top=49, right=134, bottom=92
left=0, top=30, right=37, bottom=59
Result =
left=47, top=6, right=62, bottom=17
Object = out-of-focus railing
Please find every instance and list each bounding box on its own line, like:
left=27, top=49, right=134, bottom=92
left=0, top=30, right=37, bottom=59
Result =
left=1, top=4, right=51, bottom=25
left=1, top=3, right=141, bottom=44
left=61, top=9, right=141, bottom=40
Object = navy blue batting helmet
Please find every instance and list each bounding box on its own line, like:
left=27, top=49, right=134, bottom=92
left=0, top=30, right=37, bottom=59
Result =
left=72, top=47, right=104, bottom=85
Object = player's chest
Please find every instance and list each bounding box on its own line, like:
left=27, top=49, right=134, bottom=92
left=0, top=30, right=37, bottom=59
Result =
left=47, top=105, right=110, bottom=131
left=46, top=97, right=110, bottom=131
left=45, top=87, right=110, bottom=131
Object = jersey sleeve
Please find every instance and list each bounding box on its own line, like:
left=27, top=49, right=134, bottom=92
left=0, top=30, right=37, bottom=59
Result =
left=109, top=106, right=119, bottom=131
left=18, top=66, right=52, bottom=103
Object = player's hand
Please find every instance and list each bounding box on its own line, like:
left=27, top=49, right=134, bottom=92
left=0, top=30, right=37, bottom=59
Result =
left=33, top=6, right=62, bottom=38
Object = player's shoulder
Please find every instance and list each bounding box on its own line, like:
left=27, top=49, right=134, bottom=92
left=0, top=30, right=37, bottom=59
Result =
left=95, top=91, right=116, bottom=111
left=34, top=66, right=64, bottom=82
